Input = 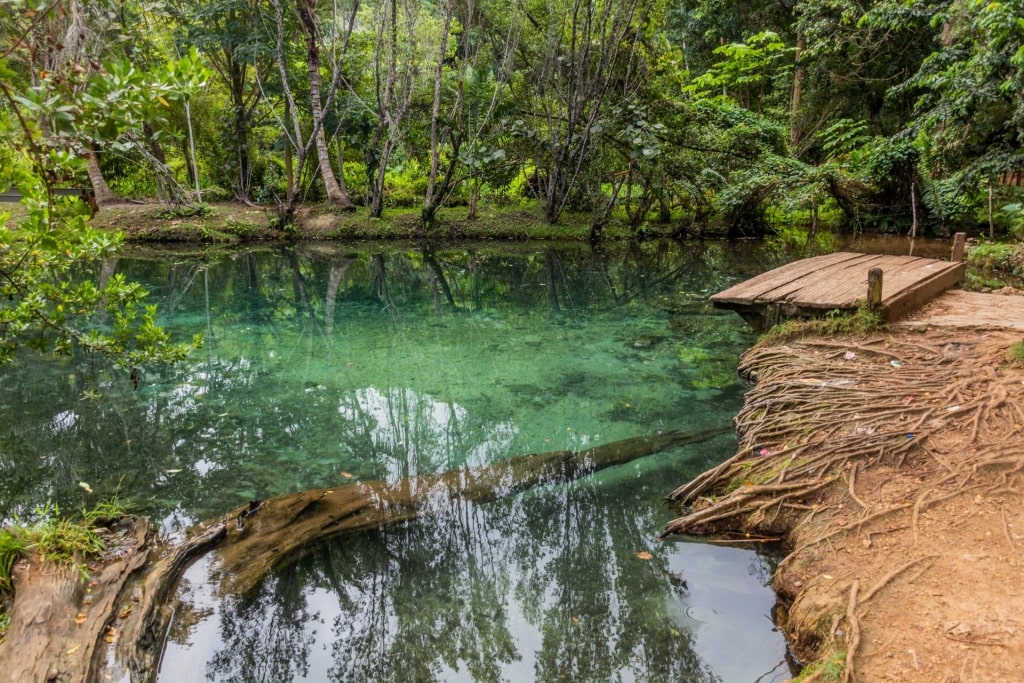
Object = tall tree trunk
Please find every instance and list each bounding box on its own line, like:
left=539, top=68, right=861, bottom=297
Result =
left=790, top=30, right=805, bottom=152
left=422, top=0, right=457, bottom=227
left=229, top=58, right=253, bottom=202
left=84, top=149, right=120, bottom=207
left=296, top=0, right=354, bottom=209
left=367, top=0, right=415, bottom=218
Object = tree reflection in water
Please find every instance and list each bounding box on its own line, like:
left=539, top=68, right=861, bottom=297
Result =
left=201, top=475, right=723, bottom=683
left=0, top=241, right=789, bottom=681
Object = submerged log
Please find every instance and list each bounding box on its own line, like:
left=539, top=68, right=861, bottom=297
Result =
left=0, top=426, right=729, bottom=683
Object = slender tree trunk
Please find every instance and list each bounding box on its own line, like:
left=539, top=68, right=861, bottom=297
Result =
left=84, top=149, right=120, bottom=207
left=790, top=31, right=805, bottom=152
left=296, top=0, right=354, bottom=209
left=368, top=0, right=415, bottom=219
left=229, top=59, right=253, bottom=202
left=422, top=0, right=456, bottom=227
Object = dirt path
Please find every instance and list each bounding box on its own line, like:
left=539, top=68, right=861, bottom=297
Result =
left=663, top=302, right=1024, bottom=682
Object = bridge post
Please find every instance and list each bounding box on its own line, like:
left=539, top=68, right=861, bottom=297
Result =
left=951, top=232, right=967, bottom=262
left=867, top=268, right=883, bottom=309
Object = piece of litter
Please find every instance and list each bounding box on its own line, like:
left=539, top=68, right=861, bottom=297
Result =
left=890, top=359, right=902, bottom=367
left=844, top=351, right=856, bottom=360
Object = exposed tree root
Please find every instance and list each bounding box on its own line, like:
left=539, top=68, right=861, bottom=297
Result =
left=660, top=328, right=1024, bottom=680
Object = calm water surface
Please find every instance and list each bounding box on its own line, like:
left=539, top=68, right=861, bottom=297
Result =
left=1, top=240, right=797, bottom=682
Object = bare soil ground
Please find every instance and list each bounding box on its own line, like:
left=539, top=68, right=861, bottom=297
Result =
left=664, top=295, right=1024, bottom=682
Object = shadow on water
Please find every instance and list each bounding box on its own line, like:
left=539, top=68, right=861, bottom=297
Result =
left=0, top=239, right=808, bottom=682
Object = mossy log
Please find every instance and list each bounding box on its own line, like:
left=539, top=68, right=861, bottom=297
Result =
left=0, top=426, right=729, bottom=683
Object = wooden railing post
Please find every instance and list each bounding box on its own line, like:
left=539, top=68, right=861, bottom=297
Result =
left=951, top=232, right=967, bottom=262
left=867, top=268, right=883, bottom=309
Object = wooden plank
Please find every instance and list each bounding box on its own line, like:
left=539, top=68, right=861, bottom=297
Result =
left=759, top=253, right=885, bottom=304
left=0, top=188, right=91, bottom=202
left=786, top=254, right=890, bottom=307
left=711, top=251, right=966, bottom=330
left=710, top=252, right=866, bottom=305
left=882, top=261, right=964, bottom=321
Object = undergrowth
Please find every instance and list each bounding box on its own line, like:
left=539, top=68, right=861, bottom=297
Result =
left=759, top=303, right=886, bottom=343
left=793, top=651, right=846, bottom=682
left=0, top=498, right=126, bottom=596
left=1008, top=340, right=1024, bottom=367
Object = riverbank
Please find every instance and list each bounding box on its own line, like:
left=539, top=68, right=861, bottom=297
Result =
left=663, top=305, right=1024, bottom=681
left=85, top=201, right=688, bottom=242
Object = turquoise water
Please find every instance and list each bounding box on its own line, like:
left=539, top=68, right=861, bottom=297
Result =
left=0, top=241, right=792, bottom=682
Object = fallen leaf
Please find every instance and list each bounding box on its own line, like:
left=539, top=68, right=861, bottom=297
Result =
left=340, top=472, right=353, bottom=479
left=571, top=616, right=579, bottom=624
left=79, top=481, right=93, bottom=494
left=635, top=551, right=653, bottom=561
left=74, top=613, right=87, bottom=625
left=66, top=644, right=80, bottom=655
left=104, top=627, right=118, bottom=644
left=119, top=606, right=132, bottom=619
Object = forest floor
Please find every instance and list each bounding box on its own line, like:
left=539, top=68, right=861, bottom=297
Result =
left=665, top=294, right=1024, bottom=683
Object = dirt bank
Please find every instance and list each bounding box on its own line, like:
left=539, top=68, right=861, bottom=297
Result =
left=663, top=320, right=1024, bottom=682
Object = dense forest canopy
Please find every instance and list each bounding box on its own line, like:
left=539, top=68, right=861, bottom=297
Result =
left=2, top=0, right=1024, bottom=238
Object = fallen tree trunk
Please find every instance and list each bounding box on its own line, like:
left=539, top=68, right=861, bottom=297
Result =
left=0, top=425, right=729, bottom=683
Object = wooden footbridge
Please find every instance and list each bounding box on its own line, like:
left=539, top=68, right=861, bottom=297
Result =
left=712, top=234, right=967, bottom=330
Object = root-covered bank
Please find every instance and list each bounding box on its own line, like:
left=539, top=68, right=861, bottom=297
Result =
left=662, top=328, right=1024, bottom=681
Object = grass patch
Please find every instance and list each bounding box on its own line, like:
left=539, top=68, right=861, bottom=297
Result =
left=793, top=651, right=846, bottom=682
left=1008, top=340, right=1024, bottom=367
left=966, top=242, right=1022, bottom=272
left=0, top=498, right=127, bottom=595
left=760, top=303, right=886, bottom=343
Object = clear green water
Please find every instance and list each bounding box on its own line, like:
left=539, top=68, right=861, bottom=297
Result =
left=0, top=240, right=792, bottom=682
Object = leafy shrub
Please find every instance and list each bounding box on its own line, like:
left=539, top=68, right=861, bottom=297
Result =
left=967, top=242, right=1023, bottom=274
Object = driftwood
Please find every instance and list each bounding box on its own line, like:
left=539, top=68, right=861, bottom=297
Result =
left=0, top=425, right=729, bottom=683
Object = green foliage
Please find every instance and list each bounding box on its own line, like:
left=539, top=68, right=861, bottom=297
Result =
left=685, top=31, right=792, bottom=110
left=0, top=158, right=200, bottom=365
left=967, top=242, right=1024, bottom=275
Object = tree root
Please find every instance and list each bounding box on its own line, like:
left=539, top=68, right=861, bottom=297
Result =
left=661, top=329, right=1024, bottom=681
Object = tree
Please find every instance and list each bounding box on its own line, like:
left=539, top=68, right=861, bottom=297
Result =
left=366, top=0, right=418, bottom=218
left=270, top=0, right=358, bottom=220
left=887, top=0, right=1024, bottom=223
left=294, top=0, right=356, bottom=209
left=172, top=0, right=273, bottom=203
left=516, top=0, right=654, bottom=223
left=0, top=1, right=199, bottom=366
